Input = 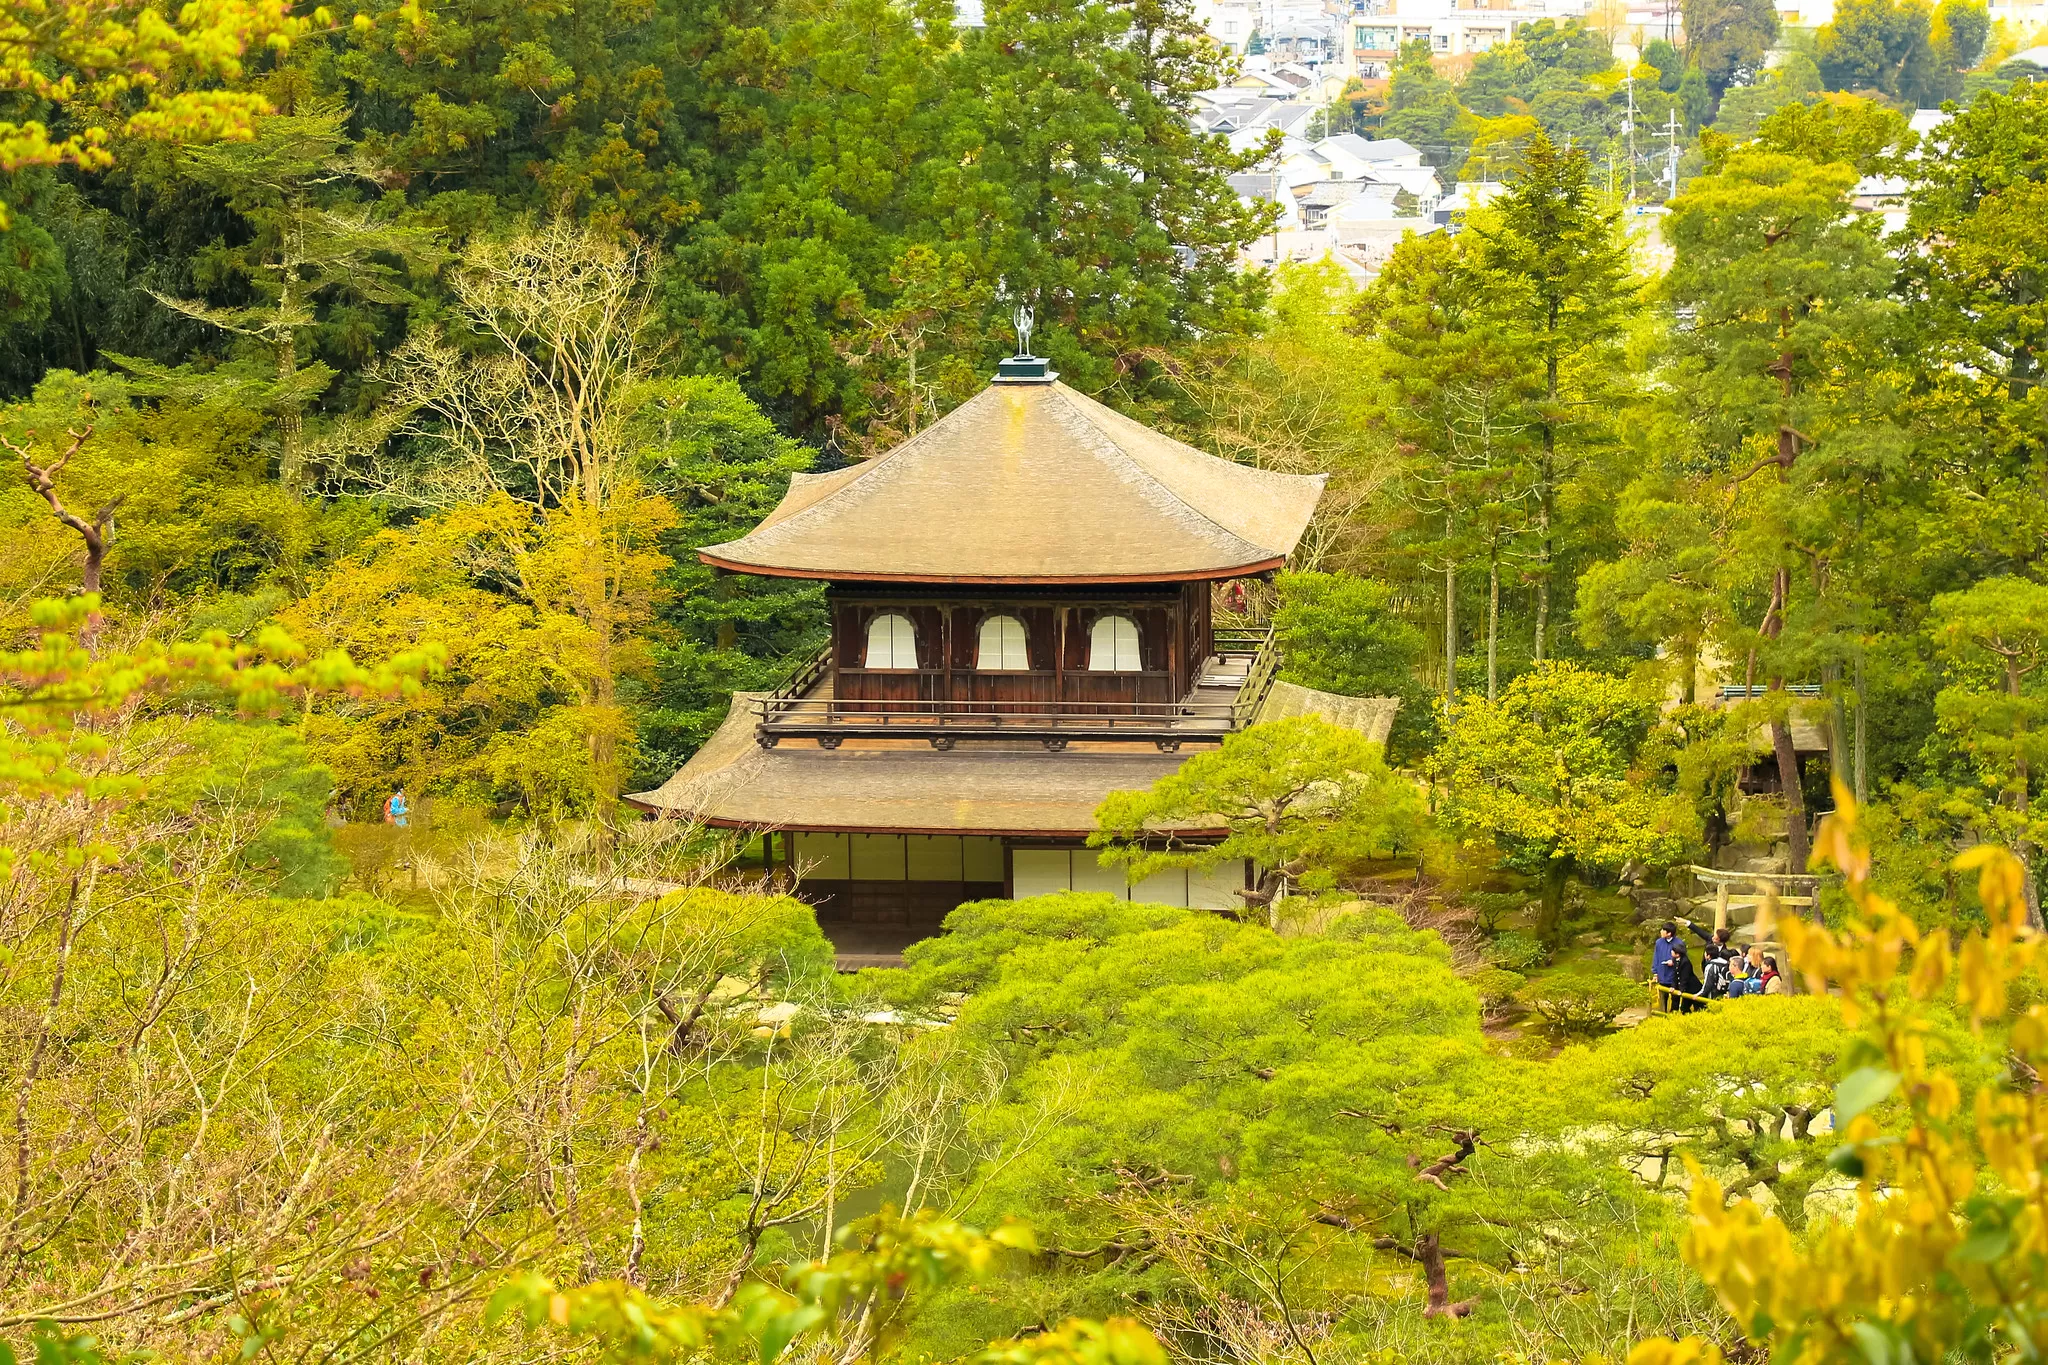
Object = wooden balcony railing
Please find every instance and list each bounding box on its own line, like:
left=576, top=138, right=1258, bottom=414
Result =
left=754, top=627, right=1277, bottom=751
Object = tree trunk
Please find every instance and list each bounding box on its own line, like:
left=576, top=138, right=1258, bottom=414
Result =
left=1443, top=554, right=1457, bottom=704
left=1771, top=718, right=1809, bottom=878
left=1487, top=548, right=1500, bottom=703
left=2009, top=657, right=2042, bottom=929
left=276, top=279, right=305, bottom=494
left=1534, top=353, right=1557, bottom=664
left=1537, top=859, right=1571, bottom=949
left=1824, top=661, right=1847, bottom=804
left=1853, top=646, right=1868, bottom=806
left=1533, top=480, right=1551, bottom=665
left=1415, top=1234, right=1470, bottom=1318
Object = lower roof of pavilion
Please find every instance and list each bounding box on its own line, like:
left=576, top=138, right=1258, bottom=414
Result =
left=625, top=681, right=1400, bottom=838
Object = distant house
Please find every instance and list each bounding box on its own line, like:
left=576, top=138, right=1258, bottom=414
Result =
left=1337, top=217, right=1443, bottom=265
left=1314, top=134, right=1428, bottom=175
left=1229, top=172, right=1299, bottom=229
left=1296, top=179, right=1370, bottom=228
left=1326, top=184, right=1407, bottom=239
left=1190, top=0, right=1264, bottom=53
left=1198, top=98, right=1320, bottom=154
left=1847, top=110, right=1950, bottom=237
left=1432, top=179, right=1507, bottom=226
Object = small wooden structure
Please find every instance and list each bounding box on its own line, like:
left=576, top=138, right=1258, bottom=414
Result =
left=1683, top=865, right=1828, bottom=934
left=629, top=353, right=1336, bottom=962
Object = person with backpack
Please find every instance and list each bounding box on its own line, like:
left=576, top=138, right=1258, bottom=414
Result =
left=383, top=786, right=409, bottom=829
left=1684, top=920, right=1738, bottom=998
left=1726, top=951, right=1758, bottom=996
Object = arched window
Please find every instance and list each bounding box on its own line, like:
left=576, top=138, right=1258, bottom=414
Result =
left=1088, top=614, right=1142, bottom=672
left=977, top=614, right=1030, bottom=671
left=865, top=613, right=918, bottom=669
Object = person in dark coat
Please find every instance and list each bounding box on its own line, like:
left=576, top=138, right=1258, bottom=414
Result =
left=1653, top=921, right=1701, bottom=1011
left=1653, top=922, right=1681, bottom=988
left=1688, top=921, right=1737, bottom=997
left=1670, top=937, right=1706, bottom=1011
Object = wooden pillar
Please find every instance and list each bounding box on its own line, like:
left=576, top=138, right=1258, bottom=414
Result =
left=1054, top=605, right=1067, bottom=704
left=1168, top=596, right=1183, bottom=698
left=1714, top=880, right=1730, bottom=933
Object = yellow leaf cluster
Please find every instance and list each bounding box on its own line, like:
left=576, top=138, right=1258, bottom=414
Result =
left=0, top=0, right=325, bottom=223
left=1632, top=784, right=2048, bottom=1365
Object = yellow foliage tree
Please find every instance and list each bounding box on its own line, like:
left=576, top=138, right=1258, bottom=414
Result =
left=0, top=0, right=331, bottom=225
left=326, top=220, right=675, bottom=817
left=280, top=488, right=672, bottom=816
left=1633, top=787, right=2048, bottom=1365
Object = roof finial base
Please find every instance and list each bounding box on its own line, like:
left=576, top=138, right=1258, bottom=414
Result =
left=993, top=355, right=1057, bottom=384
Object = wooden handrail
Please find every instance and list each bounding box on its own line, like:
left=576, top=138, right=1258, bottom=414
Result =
left=1650, top=981, right=1713, bottom=1011
left=1231, top=628, right=1282, bottom=729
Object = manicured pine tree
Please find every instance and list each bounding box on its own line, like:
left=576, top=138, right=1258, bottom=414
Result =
left=1659, top=111, right=1896, bottom=872
left=1466, top=131, right=1637, bottom=666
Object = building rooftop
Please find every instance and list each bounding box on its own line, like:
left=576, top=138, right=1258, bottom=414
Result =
left=1318, top=134, right=1423, bottom=162
left=627, top=692, right=1224, bottom=836
left=700, top=379, right=1326, bottom=584
left=627, top=677, right=1399, bottom=835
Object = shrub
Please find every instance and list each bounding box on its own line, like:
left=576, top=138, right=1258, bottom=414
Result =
left=1515, top=969, right=1643, bottom=1037
left=1487, top=930, right=1548, bottom=971
left=1469, top=967, right=1526, bottom=1018
left=1467, top=891, right=1529, bottom=936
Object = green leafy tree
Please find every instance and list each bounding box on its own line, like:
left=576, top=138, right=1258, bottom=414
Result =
left=1928, top=577, right=2048, bottom=925
left=1679, top=65, right=1715, bottom=128
left=1576, top=463, right=1733, bottom=706
left=1353, top=231, right=1539, bottom=706
left=1437, top=662, right=1693, bottom=948
left=490, top=1210, right=1166, bottom=1365
left=125, top=107, right=445, bottom=492
left=955, top=0, right=1276, bottom=402
left=0, top=0, right=318, bottom=225
left=1816, top=0, right=1984, bottom=101
left=1272, top=570, right=1435, bottom=761
left=1710, top=52, right=1824, bottom=140
left=634, top=377, right=827, bottom=775
left=1565, top=995, right=1932, bottom=1230
left=1090, top=717, right=1427, bottom=918
left=1683, top=0, right=1782, bottom=95
left=876, top=894, right=1699, bottom=1352
left=1468, top=132, right=1638, bottom=665
left=1646, top=37, right=1686, bottom=89
left=1660, top=134, right=1894, bottom=873
left=1817, top=0, right=1929, bottom=93
left=155, top=720, right=353, bottom=896
left=1176, top=261, right=1395, bottom=574
left=1900, top=84, right=2048, bottom=588
left=1382, top=39, right=1473, bottom=179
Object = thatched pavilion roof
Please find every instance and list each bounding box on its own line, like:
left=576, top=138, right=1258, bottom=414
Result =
left=698, top=381, right=1326, bottom=584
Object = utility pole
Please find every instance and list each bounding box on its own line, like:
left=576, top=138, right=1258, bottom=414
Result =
left=1663, top=107, right=1681, bottom=197
left=1622, top=72, right=1637, bottom=205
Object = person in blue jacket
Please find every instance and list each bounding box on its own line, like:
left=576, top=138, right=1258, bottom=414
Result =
left=1653, top=921, right=1681, bottom=986
left=1652, top=920, right=1703, bottom=1011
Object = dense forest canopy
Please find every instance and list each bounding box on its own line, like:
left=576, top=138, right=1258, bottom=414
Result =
left=5, top=0, right=2048, bottom=1359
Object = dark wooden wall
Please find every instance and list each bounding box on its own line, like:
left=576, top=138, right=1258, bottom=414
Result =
left=828, top=584, right=1216, bottom=708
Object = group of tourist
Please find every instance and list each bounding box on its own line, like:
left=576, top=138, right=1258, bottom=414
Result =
left=1652, top=919, right=1784, bottom=1007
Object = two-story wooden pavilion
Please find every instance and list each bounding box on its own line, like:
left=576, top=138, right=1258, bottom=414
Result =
left=627, top=352, right=1329, bottom=961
